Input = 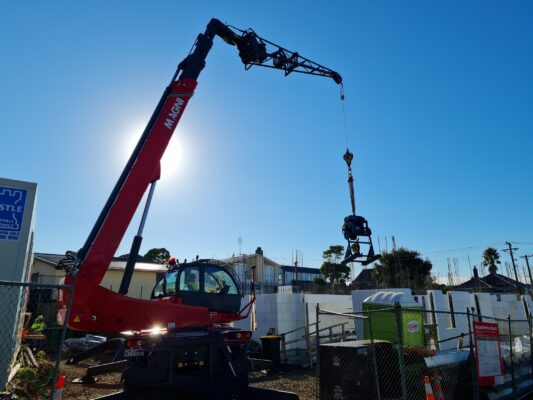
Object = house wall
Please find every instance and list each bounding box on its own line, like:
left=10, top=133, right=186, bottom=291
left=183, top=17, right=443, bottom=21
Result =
left=101, top=269, right=159, bottom=300
left=31, top=259, right=161, bottom=300
left=32, top=260, right=65, bottom=284
left=228, top=254, right=282, bottom=287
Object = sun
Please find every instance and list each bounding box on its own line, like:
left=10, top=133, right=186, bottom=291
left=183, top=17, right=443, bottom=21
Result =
left=121, top=123, right=186, bottom=180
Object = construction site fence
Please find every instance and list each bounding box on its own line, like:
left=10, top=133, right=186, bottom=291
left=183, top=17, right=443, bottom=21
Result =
left=0, top=279, right=74, bottom=400
left=315, top=305, right=533, bottom=400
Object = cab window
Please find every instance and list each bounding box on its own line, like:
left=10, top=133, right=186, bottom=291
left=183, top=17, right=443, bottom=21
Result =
left=152, top=270, right=177, bottom=297
left=203, top=265, right=238, bottom=295
left=179, top=266, right=200, bottom=292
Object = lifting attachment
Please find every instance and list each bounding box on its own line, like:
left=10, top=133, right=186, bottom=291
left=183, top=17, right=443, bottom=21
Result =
left=340, top=148, right=381, bottom=266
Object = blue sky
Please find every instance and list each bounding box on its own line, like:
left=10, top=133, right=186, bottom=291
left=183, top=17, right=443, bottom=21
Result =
left=1, top=1, right=532, bottom=281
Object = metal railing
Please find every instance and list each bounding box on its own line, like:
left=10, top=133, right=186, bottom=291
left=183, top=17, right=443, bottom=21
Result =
left=279, top=321, right=351, bottom=367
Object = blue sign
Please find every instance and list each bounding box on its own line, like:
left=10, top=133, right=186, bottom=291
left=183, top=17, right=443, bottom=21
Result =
left=0, top=187, right=27, bottom=241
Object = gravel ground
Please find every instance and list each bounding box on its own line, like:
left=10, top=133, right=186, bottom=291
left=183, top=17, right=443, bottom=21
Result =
left=59, top=362, right=317, bottom=400
left=58, top=361, right=123, bottom=399
left=250, top=369, right=317, bottom=400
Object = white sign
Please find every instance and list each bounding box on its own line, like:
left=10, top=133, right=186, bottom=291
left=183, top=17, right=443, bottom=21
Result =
left=407, top=320, right=420, bottom=333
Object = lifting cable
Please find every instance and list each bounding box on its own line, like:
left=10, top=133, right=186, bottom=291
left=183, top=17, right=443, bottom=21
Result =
left=339, top=83, right=356, bottom=216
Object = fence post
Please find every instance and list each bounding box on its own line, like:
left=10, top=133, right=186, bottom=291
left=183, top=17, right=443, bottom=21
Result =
left=467, top=308, right=480, bottom=400
left=530, top=314, right=533, bottom=380
left=50, top=274, right=77, bottom=399
left=368, top=311, right=382, bottom=400
left=395, top=303, right=407, bottom=400
left=508, top=315, right=516, bottom=396
left=304, top=325, right=312, bottom=368
left=280, top=333, right=287, bottom=363
left=315, top=303, right=320, bottom=400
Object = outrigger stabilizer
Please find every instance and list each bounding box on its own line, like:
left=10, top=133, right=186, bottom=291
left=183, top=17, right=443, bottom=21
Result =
left=341, top=149, right=381, bottom=266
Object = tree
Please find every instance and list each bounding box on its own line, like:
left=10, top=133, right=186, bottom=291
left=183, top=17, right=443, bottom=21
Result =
left=374, top=247, right=432, bottom=290
left=482, top=247, right=501, bottom=274
left=320, top=245, right=350, bottom=289
left=144, top=248, right=171, bottom=264
left=313, top=277, right=327, bottom=286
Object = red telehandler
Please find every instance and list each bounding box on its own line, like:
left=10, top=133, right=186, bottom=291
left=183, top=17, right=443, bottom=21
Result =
left=54, top=18, right=371, bottom=399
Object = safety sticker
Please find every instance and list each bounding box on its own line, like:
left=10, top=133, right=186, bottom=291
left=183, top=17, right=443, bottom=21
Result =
left=0, top=187, right=27, bottom=241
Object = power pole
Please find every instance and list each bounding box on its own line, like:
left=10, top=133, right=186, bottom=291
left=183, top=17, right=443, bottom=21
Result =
left=503, top=242, right=519, bottom=290
left=520, top=255, right=533, bottom=293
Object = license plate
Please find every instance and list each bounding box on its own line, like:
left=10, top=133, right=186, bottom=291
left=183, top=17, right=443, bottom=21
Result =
left=124, top=349, right=145, bottom=357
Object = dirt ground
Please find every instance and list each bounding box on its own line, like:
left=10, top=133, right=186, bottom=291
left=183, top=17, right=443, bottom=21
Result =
left=59, top=361, right=317, bottom=400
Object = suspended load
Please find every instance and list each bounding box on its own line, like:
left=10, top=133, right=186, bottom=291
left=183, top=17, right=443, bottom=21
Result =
left=341, top=149, right=380, bottom=266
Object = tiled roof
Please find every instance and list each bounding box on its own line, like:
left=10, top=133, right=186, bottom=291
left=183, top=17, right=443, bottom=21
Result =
left=455, top=273, right=530, bottom=290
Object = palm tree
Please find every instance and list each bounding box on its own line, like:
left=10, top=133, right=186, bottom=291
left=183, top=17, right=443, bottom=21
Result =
left=482, top=247, right=501, bottom=274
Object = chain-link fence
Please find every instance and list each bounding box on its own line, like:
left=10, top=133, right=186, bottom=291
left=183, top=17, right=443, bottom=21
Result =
left=315, top=305, right=533, bottom=400
left=0, top=279, right=73, bottom=399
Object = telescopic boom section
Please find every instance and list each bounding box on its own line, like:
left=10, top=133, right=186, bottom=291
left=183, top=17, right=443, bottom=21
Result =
left=62, top=19, right=340, bottom=333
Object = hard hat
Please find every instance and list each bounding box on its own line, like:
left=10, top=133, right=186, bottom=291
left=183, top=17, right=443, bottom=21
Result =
left=168, top=257, right=177, bottom=264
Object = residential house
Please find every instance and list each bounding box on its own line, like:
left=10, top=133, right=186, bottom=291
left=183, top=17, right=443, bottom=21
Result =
left=223, top=247, right=281, bottom=293
left=32, top=252, right=167, bottom=300
left=280, top=265, right=321, bottom=286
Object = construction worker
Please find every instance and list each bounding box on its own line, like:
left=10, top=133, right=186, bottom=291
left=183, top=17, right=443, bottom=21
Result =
left=30, top=315, right=46, bottom=350
left=185, top=271, right=199, bottom=291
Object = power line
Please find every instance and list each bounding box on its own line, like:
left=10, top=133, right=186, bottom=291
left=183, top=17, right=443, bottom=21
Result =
left=502, top=241, right=520, bottom=287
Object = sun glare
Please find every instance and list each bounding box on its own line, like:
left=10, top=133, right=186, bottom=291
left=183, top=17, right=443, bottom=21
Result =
left=121, top=123, right=186, bottom=181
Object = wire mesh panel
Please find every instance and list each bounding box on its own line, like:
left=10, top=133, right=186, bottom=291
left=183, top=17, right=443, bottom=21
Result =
left=0, top=280, right=71, bottom=399
left=315, top=305, right=533, bottom=400
left=476, top=315, right=533, bottom=398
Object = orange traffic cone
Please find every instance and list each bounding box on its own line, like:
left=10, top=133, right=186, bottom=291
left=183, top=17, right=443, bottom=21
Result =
left=424, top=375, right=436, bottom=400
left=432, top=370, right=445, bottom=400
left=53, top=375, right=65, bottom=400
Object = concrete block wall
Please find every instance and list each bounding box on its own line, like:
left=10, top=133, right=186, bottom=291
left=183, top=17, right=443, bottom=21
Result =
left=234, top=293, right=305, bottom=345
left=427, top=290, right=476, bottom=350
left=233, top=292, right=352, bottom=354
left=305, top=294, right=353, bottom=325
left=490, top=294, right=529, bottom=336
left=475, top=292, right=494, bottom=318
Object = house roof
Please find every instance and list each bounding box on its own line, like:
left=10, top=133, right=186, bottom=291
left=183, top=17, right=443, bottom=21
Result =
left=33, top=253, right=66, bottom=266
left=353, top=268, right=375, bottom=283
left=455, top=272, right=530, bottom=291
